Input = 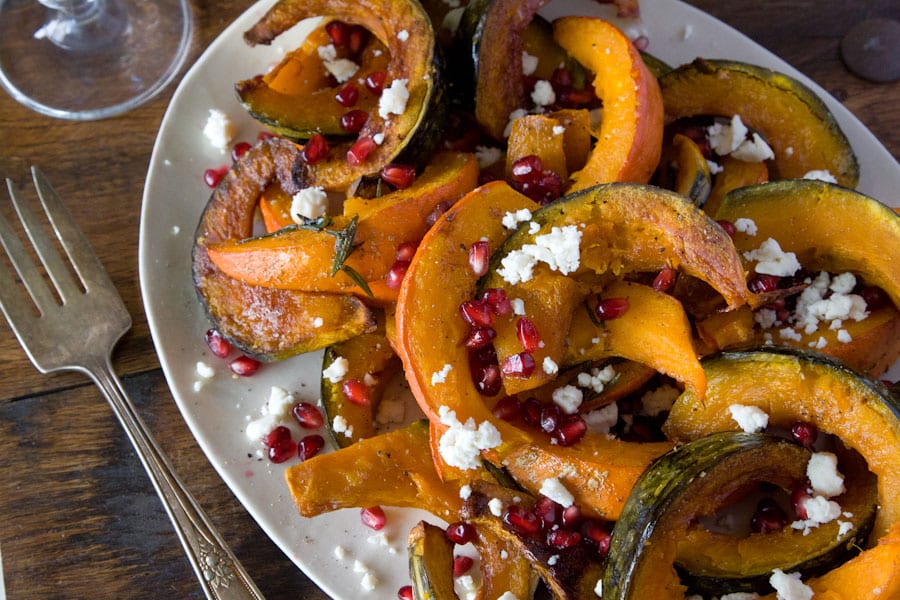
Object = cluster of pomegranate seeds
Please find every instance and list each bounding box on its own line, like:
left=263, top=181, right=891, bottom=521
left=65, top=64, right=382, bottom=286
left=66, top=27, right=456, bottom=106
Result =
left=264, top=426, right=297, bottom=463
left=381, top=163, right=417, bottom=189
left=509, top=155, right=563, bottom=205
left=652, top=267, right=678, bottom=294
left=341, top=378, right=371, bottom=406
left=360, top=506, right=387, bottom=530
left=386, top=241, right=418, bottom=290
left=750, top=497, right=789, bottom=533
left=595, top=297, right=630, bottom=320
left=203, top=165, right=229, bottom=188
left=261, top=403, right=326, bottom=464
left=790, top=421, right=818, bottom=448
left=496, top=396, right=588, bottom=446
left=468, top=240, right=490, bottom=277
left=340, top=109, right=368, bottom=134
left=501, top=497, right=612, bottom=557
left=325, top=20, right=368, bottom=54
left=453, top=555, right=474, bottom=577
left=301, top=133, right=330, bottom=165
left=501, top=351, right=536, bottom=378
left=204, top=328, right=262, bottom=377
left=347, top=136, right=377, bottom=166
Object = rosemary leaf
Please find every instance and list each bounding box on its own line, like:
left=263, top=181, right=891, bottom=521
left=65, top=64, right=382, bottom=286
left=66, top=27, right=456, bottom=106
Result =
left=341, top=265, right=374, bottom=298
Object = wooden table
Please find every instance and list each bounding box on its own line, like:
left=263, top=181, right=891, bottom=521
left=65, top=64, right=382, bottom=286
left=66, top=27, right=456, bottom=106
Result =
left=0, top=1, right=897, bottom=598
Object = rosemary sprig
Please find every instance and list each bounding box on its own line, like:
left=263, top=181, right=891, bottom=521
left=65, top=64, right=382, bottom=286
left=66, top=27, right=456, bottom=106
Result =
left=293, top=214, right=372, bottom=297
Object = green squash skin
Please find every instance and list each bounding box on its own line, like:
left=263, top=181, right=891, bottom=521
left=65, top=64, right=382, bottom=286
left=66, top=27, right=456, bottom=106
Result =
left=602, top=432, right=812, bottom=599
left=408, top=521, right=456, bottom=600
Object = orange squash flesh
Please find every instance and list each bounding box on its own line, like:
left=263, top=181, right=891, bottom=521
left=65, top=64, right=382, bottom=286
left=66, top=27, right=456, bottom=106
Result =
left=505, top=114, right=570, bottom=180
left=702, top=155, right=769, bottom=216
left=258, top=180, right=295, bottom=232
left=553, top=17, right=664, bottom=190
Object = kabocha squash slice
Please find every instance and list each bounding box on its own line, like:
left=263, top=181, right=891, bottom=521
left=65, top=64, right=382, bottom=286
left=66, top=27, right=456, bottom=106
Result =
left=663, top=347, right=900, bottom=540
left=192, top=137, right=376, bottom=360
left=660, top=59, right=859, bottom=186
left=205, top=152, right=479, bottom=301
left=665, top=133, right=712, bottom=207
left=408, top=521, right=456, bottom=600
left=479, top=183, right=753, bottom=395
left=601, top=432, right=815, bottom=599
left=702, top=155, right=768, bottom=216
left=553, top=17, right=664, bottom=190
left=243, top=0, right=448, bottom=191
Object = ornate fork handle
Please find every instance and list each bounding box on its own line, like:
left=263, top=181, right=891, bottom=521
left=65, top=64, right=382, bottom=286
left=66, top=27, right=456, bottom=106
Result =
left=85, top=354, right=265, bottom=600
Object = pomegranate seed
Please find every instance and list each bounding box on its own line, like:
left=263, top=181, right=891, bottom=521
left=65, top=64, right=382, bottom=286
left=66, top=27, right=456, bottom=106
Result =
left=267, top=438, right=297, bottom=463
left=521, top=397, right=543, bottom=428
left=263, top=425, right=292, bottom=448
left=297, top=434, right=325, bottom=461
left=292, top=402, right=324, bottom=429
left=750, top=498, right=788, bottom=533
left=533, top=497, right=562, bottom=530
left=231, top=141, right=252, bottom=162
left=301, top=133, right=330, bottom=165
left=445, top=521, right=476, bottom=545
left=861, top=285, right=890, bottom=311
left=547, top=528, right=582, bottom=549
left=510, top=155, right=543, bottom=182
left=516, top=317, right=541, bottom=353
left=381, top=164, right=417, bottom=189
left=385, top=259, right=410, bottom=289
left=748, top=274, right=781, bottom=294
left=396, top=241, right=418, bottom=262
left=653, top=267, right=677, bottom=293
left=425, top=201, right=451, bottom=227
left=554, top=414, right=587, bottom=446
left=464, top=326, right=496, bottom=350
left=342, top=378, right=371, bottom=406
left=453, top=555, right=474, bottom=577
left=501, top=352, right=536, bottom=378
left=335, top=82, right=360, bottom=107
left=397, top=586, right=414, bottom=600
left=516, top=171, right=563, bottom=205
left=325, top=20, right=350, bottom=46
left=203, top=165, right=229, bottom=188
left=204, top=328, right=232, bottom=358
left=551, top=66, right=573, bottom=89
left=347, top=136, right=377, bottom=165
left=792, top=483, right=813, bottom=520
left=492, top=396, right=522, bottom=421
left=790, top=421, right=818, bottom=448
left=595, top=297, right=630, bottom=320
left=581, top=520, right=611, bottom=557
left=340, top=109, right=368, bottom=133
left=347, top=26, right=368, bottom=55
left=481, top=288, right=512, bottom=316
left=558, top=87, right=597, bottom=108
left=361, top=506, right=387, bottom=530
left=468, top=240, right=490, bottom=276
left=561, top=505, right=583, bottom=528
left=633, top=35, right=650, bottom=51
left=540, top=404, right=561, bottom=434
left=229, top=355, right=261, bottom=376
left=459, top=299, right=494, bottom=327
left=717, top=219, right=737, bottom=237
left=502, top=505, right=542, bottom=536
left=471, top=361, right=502, bottom=396
left=364, top=70, right=388, bottom=93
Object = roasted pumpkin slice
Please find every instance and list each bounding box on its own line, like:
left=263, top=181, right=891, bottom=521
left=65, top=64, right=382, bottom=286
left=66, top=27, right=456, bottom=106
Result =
left=675, top=443, right=878, bottom=595
left=702, top=155, right=769, bottom=217
left=660, top=59, right=859, bottom=186
left=666, top=133, right=712, bottom=206
left=479, top=183, right=753, bottom=395
left=602, top=432, right=814, bottom=599
left=236, top=25, right=388, bottom=140
left=321, top=313, right=401, bottom=448
left=663, top=347, right=900, bottom=540
left=408, top=521, right=456, bottom=600
left=553, top=16, right=664, bottom=190
left=192, top=137, right=376, bottom=360
left=243, top=0, right=447, bottom=191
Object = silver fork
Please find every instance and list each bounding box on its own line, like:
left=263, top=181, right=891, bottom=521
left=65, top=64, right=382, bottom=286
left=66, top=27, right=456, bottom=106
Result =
left=0, top=167, right=265, bottom=600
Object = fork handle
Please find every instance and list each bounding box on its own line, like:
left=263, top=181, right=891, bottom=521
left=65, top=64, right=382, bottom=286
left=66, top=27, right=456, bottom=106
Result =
left=86, top=356, right=266, bottom=600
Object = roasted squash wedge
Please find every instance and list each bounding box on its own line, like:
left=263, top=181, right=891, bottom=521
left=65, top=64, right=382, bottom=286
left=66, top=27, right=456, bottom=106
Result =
left=664, top=348, right=900, bottom=540
left=243, top=0, right=447, bottom=191
left=660, top=59, right=859, bottom=186
left=192, top=137, right=376, bottom=360
left=408, top=521, right=456, bottom=600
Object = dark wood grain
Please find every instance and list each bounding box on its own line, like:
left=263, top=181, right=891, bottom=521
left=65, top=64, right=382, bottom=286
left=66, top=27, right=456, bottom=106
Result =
left=0, top=1, right=897, bottom=599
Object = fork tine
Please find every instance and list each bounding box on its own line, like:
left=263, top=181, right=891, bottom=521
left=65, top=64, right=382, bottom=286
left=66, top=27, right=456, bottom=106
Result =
left=30, top=166, right=116, bottom=296
left=0, top=184, right=60, bottom=316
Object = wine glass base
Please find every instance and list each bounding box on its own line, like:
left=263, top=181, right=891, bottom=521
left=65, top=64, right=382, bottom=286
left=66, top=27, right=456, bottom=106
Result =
left=0, top=0, right=193, bottom=120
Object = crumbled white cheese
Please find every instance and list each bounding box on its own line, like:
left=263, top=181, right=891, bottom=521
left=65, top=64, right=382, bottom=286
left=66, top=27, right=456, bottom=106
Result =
left=594, top=578, right=603, bottom=598
left=576, top=365, right=617, bottom=394
left=502, top=208, right=533, bottom=230
left=437, top=406, right=503, bottom=470
left=521, top=50, right=539, bottom=76
left=397, top=29, right=409, bottom=42
left=334, top=545, right=348, bottom=560
left=496, top=225, right=582, bottom=285
left=728, top=404, right=769, bottom=433
left=332, top=415, right=354, bottom=438
left=552, top=125, right=566, bottom=136
left=807, top=452, right=846, bottom=498
left=734, top=218, right=758, bottom=236
left=548, top=555, right=560, bottom=566
left=542, top=356, right=559, bottom=375
left=488, top=497, right=504, bottom=517
left=372, top=132, right=385, bottom=145
left=640, top=384, right=680, bottom=417
left=540, top=477, right=575, bottom=507
left=552, top=385, right=583, bottom=414
left=802, top=495, right=842, bottom=525
left=769, top=569, right=813, bottom=600
left=459, top=484, right=472, bottom=500
left=792, top=271, right=869, bottom=335
left=730, top=133, right=775, bottom=162
left=203, top=109, right=236, bottom=153
left=290, top=186, right=328, bottom=222
left=504, top=108, right=529, bottom=138
left=511, top=298, right=526, bottom=315
left=837, top=520, right=853, bottom=537
left=454, top=575, right=479, bottom=600
left=475, top=145, right=503, bottom=169
left=743, top=238, right=801, bottom=277
left=431, top=363, right=453, bottom=385
left=317, top=44, right=359, bottom=83
left=322, top=356, right=349, bottom=383
left=360, top=571, right=378, bottom=591
left=378, top=79, right=410, bottom=119
left=312, top=316, right=324, bottom=328
left=707, top=160, right=724, bottom=175
left=803, top=169, right=838, bottom=183
left=245, top=413, right=280, bottom=442
left=264, top=386, right=295, bottom=420
left=779, top=327, right=803, bottom=342
left=708, top=115, right=749, bottom=155
left=531, top=80, right=556, bottom=107
left=837, top=329, right=853, bottom=343
left=196, top=361, right=215, bottom=380
left=755, top=308, right=779, bottom=329
left=583, top=403, right=618, bottom=435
